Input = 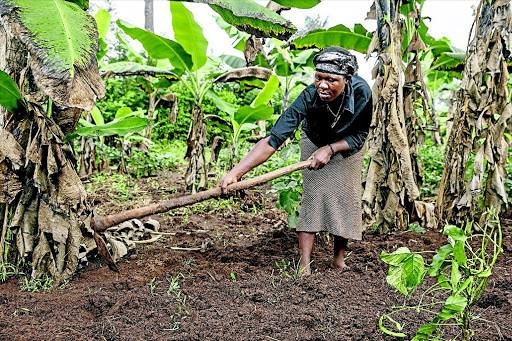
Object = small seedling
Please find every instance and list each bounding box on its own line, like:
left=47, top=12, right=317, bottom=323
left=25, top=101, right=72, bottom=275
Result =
left=275, top=258, right=312, bottom=279
left=149, top=277, right=157, bottom=295
left=230, top=273, right=236, bottom=282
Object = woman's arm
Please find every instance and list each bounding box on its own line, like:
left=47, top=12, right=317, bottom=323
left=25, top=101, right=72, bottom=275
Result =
left=217, top=136, right=276, bottom=190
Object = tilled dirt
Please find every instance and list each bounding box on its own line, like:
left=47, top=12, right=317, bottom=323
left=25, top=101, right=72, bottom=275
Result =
left=1, top=170, right=511, bottom=341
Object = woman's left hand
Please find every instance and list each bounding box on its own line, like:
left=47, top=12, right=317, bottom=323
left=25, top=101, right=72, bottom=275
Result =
left=310, top=146, right=333, bottom=170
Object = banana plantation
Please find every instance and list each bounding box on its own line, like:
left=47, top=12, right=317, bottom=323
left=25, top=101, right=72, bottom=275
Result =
left=0, top=0, right=511, bottom=340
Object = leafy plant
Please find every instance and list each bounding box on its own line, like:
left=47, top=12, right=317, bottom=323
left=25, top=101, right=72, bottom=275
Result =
left=275, top=258, right=311, bottom=279
left=20, top=275, right=54, bottom=293
left=380, top=211, right=503, bottom=340
left=205, top=74, right=279, bottom=166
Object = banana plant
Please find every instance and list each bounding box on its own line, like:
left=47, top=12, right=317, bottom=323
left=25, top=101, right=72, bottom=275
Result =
left=205, top=74, right=280, bottom=166
left=117, top=2, right=281, bottom=192
left=0, top=0, right=106, bottom=282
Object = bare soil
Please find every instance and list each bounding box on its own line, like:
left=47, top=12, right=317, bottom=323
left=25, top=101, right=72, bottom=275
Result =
left=1, top=169, right=511, bottom=341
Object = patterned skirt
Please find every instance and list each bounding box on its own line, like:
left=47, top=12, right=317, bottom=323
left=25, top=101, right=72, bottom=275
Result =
left=297, top=133, right=365, bottom=240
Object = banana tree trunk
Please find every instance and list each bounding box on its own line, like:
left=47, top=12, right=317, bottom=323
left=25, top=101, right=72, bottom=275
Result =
left=144, top=88, right=157, bottom=139
left=362, top=0, right=421, bottom=233
left=0, top=25, right=97, bottom=284
left=436, top=0, right=512, bottom=224
left=185, top=100, right=208, bottom=193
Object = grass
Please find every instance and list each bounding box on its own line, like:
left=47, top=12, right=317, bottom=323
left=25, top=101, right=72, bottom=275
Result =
left=20, top=275, right=53, bottom=293
left=275, top=258, right=311, bottom=279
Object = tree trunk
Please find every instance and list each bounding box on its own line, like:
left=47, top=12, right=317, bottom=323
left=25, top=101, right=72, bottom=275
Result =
left=144, top=90, right=157, bottom=139
left=0, top=24, right=96, bottom=284
left=436, top=0, right=512, bottom=225
left=185, top=100, right=207, bottom=193
left=144, top=0, right=154, bottom=33
left=362, top=0, right=421, bottom=233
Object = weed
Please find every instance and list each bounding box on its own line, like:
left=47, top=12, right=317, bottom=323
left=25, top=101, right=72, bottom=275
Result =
left=407, top=223, right=426, bottom=234
left=149, top=277, right=157, bottom=295
left=230, top=273, right=237, bottom=282
left=275, top=258, right=311, bottom=279
left=20, top=276, right=53, bottom=293
left=0, top=262, right=23, bottom=282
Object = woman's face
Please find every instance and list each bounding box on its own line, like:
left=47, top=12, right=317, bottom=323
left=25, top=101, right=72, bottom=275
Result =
left=314, top=72, right=347, bottom=102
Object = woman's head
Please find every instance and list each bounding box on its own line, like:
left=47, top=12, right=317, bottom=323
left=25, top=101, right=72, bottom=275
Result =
left=313, top=47, right=358, bottom=102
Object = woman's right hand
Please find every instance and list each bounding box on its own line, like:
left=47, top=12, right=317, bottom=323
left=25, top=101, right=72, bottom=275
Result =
left=217, top=171, right=240, bottom=193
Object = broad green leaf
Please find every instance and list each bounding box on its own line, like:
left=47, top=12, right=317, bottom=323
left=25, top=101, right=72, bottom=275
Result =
left=443, top=225, right=467, bottom=242
left=386, top=265, right=408, bottom=296
left=380, top=247, right=411, bottom=266
left=94, top=9, right=110, bottom=41
left=274, top=53, right=293, bottom=77
left=438, top=295, right=467, bottom=321
left=290, top=24, right=373, bottom=54
left=117, top=19, right=193, bottom=72
left=219, top=55, right=246, bottom=69
left=0, top=70, right=25, bottom=112
left=136, top=76, right=153, bottom=94
left=292, top=49, right=316, bottom=65
left=205, top=90, right=236, bottom=115
left=74, top=117, right=149, bottom=138
left=252, top=74, right=279, bottom=107
left=100, top=62, right=179, bottom=81
left=115, top=107, right=133, bottom=119
left=271, top=0, right=321, bottom=9
left=0, top=0, right=105, bottom=110
left=287, top=210, right=299, bottom=229
left=170, top=2, right=208, bottom=70
left=239, top=122, right=260, bottom=132
left=413, top=323, right=438, bottom=341
left=90, top=106, right=104, bottom=125
left=429, top=244, right=453, bottom=276
left=234, top=105, right=274, bottom=126
left=453, top=241, right=467, bottom=265
left=450, top=260, right=461, bottom=292
left=179, top=0, right=296, bottom=40
left=403, top=253, right=426, bottom=289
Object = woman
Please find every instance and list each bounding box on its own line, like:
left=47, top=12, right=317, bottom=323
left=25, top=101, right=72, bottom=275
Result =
left=218, top=46, right=372, bottom=275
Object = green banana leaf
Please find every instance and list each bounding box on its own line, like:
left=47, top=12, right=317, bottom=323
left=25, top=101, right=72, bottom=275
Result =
left=271, top=0, right=321, bottom=9
left=170, top=2, right=208, bottom=71
left=0, top=0, right=105, bottom=110
left=234, top=104, right=274, bottom=126
left=290, top=24, right=373, bottom=54
left=173, top=0, right=296, bottom=40
left=70, top=117, right=149, bottom=139
left=205, top=90, right=236, bottom=115
left=94, top=9, right=110, bottom=41
left=100, top=62, right=179, bottom=81
left=90, top=106, right=104, bottom=125
left=220, top=55, right=246, bottom=69
left=252, top=74, right=279, bottom=107
left=0, top=70, right=25, bottom=112
left=117, top=19, right=193, bottom=72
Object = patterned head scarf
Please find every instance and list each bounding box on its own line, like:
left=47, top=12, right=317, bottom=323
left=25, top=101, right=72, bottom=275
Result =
left=313, top=46, right=358, bottom=78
